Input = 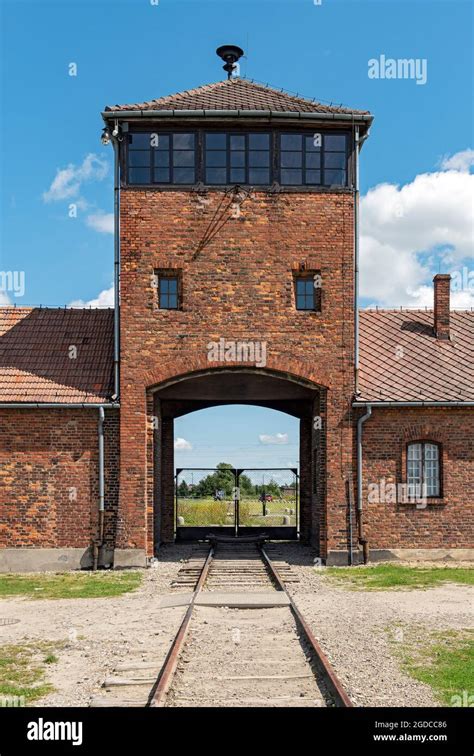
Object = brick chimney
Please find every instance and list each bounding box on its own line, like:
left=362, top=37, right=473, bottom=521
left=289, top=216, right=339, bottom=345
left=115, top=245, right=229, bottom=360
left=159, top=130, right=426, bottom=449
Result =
left=433, top=273, right=451, bottom=340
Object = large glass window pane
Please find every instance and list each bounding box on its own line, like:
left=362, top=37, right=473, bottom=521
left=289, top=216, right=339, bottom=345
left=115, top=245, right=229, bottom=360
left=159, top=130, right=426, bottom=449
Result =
left=249, top=168, right=269, bottom=185
left=153, top=168, right=170, bottom=183
left=154, top=134, right=170, bottom=151
left=306, top=152, right=321, bottom=169
left=230, top=168, right=245, bottom=183
left=206, top=167, right=227, bottom=184
left=249, top=134, right=269, bottom=149
left=424, top=444, right=440, bottom=496
left=173, top=150, right=194, bottom=167
left=230, top=135, right=245, bottom=150
left=305, top=135, right=321, bottom=152
left=281, top=168, right=302, bottom=185
left=407, top=444, right=422, bottom=486
left=249, top=150, right=269, bottom=167
left=281, top=134, right=302, bottom=150
left=174, top=167, right=195, bottom=183
left=325, top=134, right=346, bottom=150
left=129, top=133, right=153, bottom=149
left=154, top=151, right=170, bottom=167
left=206, top=151, right=227, bottom=167
left=173, top=133, right=194, bottom=149
left=129, top=151, right=150, bottom=167
left=230, top=151, right=245, bottom=167
left=206, top=133, right=226, bottom=149
left=281, top=152, right=302, bottom=168
left=324, top=169, right=346, bottom=186
left=128, top=167, right=150, bottom=184
left=324, top=152, right=346, bottom=169
left=305, top=170, right=321, bottom=185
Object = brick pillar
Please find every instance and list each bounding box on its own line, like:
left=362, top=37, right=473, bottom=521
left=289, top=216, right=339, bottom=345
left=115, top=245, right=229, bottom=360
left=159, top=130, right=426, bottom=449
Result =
left=434, top=274, right=451, bottom=340
left=160, top=416, right=175, bottom=543
left=299, top=415, right=312, bottom=543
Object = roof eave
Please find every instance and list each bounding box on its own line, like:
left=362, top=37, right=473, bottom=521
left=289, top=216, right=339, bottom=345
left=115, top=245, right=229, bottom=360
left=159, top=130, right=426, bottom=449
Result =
left=102, top=108, right=374, bottom=129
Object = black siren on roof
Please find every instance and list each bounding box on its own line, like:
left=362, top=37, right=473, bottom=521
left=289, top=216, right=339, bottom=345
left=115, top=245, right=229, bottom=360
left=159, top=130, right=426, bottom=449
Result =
left=216, top=45, right=244, bottom=80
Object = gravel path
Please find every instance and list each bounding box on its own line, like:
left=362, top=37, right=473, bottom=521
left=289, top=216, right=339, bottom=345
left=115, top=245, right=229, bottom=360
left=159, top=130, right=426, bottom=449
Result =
left=0, top=545, right=193, bottom=706
left=271, top=543, right=473, bottom=707
left=0, top=542, right=471, bottom=707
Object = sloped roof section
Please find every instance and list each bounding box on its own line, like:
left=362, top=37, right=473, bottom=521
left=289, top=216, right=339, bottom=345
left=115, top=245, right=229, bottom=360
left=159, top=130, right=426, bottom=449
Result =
left=0, top=308, right=114, bottom=403
left=358, top=310, right=474, bottom=402
left=105, top=77, right=371, bottom=116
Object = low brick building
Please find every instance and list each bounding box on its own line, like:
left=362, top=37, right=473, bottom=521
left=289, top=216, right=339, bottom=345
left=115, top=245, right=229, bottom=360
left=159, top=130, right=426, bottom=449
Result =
left=0, top=71, right=472, bottom=570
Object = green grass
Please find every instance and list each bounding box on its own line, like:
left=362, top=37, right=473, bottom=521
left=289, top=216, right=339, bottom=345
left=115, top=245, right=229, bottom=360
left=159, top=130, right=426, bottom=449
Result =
left=390, top=627, right=474, bottom=706
left=0, top=641, right=62, bottom=704
left=177, top=496, right=297, bottom=527
left=324, top=564, right=474, bottom=591
left=0, top=571, right=143, bottom=600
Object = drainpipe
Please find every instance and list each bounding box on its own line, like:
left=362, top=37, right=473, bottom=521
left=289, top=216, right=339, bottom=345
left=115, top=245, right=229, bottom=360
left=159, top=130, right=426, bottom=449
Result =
left=356, top=404, right=372, bottom=564
left=93, top=406, right=105, bottom=571
left=111, top=136, right=120, bottom=400
left=353, top=125, right=360, bottom=395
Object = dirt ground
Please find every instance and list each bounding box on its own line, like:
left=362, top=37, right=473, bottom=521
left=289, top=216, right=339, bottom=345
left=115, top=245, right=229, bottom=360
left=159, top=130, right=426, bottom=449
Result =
left=0, top=542, right=471, bottom=707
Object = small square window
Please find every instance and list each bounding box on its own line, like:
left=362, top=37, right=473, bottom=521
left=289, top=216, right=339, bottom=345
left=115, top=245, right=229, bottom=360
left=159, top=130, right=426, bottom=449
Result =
left=294, top=275, right=321, bottom=311
left=157, top=274, right=180, bottom=310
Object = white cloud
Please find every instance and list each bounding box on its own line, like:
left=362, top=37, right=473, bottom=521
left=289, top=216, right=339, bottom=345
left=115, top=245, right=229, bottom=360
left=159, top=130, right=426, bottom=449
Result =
left=43, top=153, right=108, bottom=203
left=440, top=148, right=474, bottom=172
left=175, top=437, right=193, bottom=450
left=0, top=290, right=11, bottom=305
left=69, top=284, right=114, bottom=308
left=360, top=150, right=474, bottom=308
left=86, top=212, right=114, bottom=234
left=259, top=433, right=289, bottom=445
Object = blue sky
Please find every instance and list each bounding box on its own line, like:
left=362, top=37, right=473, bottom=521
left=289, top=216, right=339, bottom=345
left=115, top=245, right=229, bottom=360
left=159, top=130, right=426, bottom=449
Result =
left=1, top=0, right=472, bottom=467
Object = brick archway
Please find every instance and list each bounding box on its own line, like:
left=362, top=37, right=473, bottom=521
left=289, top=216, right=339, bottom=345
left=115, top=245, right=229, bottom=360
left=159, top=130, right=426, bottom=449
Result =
left=147, top=367, right=326, bottom=555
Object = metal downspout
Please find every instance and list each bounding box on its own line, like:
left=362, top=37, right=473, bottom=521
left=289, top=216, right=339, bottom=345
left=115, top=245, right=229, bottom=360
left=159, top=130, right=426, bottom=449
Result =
left=357, top=404, right=372, bottom=563
left=354, top=125, right=360, bottom=395
left=93, top=406, right=105, bottom=570
left=112, top=137, right=120, bottom=400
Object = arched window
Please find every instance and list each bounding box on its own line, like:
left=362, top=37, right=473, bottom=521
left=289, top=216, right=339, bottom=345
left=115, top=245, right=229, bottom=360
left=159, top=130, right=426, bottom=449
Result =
left=407, top=442, right=441, bottom=498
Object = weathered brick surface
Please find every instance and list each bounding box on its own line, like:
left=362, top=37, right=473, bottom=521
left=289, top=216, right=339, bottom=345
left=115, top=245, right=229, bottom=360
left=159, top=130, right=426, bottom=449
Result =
left=0, top=409, right=119, bottom=550
left=119, top=189, right=356, bottom=556
left=360, top=408, right=474, bottom=549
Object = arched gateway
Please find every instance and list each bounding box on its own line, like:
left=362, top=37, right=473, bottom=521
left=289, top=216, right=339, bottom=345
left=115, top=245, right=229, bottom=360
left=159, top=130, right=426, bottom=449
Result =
left=149, top=368, right=324, bottom=549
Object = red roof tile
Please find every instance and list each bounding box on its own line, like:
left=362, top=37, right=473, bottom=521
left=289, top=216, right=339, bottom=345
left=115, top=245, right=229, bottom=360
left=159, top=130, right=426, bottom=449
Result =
left=0, top=307, right=472, bottom=404
left=105, top=77, right=371, bottom=116
left=0, top=308, right=114, bottom=403
left=358, top=310, right=474, bottom=402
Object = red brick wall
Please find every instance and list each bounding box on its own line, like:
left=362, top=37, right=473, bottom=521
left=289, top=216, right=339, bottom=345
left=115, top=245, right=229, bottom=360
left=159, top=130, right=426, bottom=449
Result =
left=361, top=408, right=474, bottom=549
left=0, top=409, right=119, bottom=550
left=119, top=189, right=356, bottom=556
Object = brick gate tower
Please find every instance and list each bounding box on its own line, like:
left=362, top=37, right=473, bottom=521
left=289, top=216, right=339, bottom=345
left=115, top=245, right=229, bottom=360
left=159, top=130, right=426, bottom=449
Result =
left=102, top=49, right=373, bottom=567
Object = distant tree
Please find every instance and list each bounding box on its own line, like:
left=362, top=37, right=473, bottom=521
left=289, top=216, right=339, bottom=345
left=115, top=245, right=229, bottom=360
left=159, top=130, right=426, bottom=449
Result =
left=177, top=479, right=189, bottom=497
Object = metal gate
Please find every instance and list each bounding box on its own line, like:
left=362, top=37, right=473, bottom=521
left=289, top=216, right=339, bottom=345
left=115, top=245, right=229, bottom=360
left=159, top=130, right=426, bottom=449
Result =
left=175, top=467, right=298, bottom=540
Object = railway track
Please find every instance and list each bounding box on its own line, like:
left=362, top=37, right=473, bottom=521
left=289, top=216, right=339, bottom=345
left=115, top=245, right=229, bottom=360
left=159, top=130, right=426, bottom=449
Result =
left=92, top=539, right=351, bottom=708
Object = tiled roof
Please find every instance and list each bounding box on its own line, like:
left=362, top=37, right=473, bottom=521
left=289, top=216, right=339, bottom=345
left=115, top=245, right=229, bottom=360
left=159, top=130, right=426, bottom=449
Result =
left=0, top=308, right=114, bottom=403
left=358, top=310, right=474, bottom=402
left=105, top=77, right=371, bottom=116
left=0, top=307, right=472, bottom=405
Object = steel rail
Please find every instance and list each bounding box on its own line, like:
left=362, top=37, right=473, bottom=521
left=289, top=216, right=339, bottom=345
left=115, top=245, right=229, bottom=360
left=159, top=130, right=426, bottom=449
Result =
left=260, top=545, right=353, bottom=708
left=148, top=546, right=214, bottom=707
left=149, top=541, right=352, bottom=708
